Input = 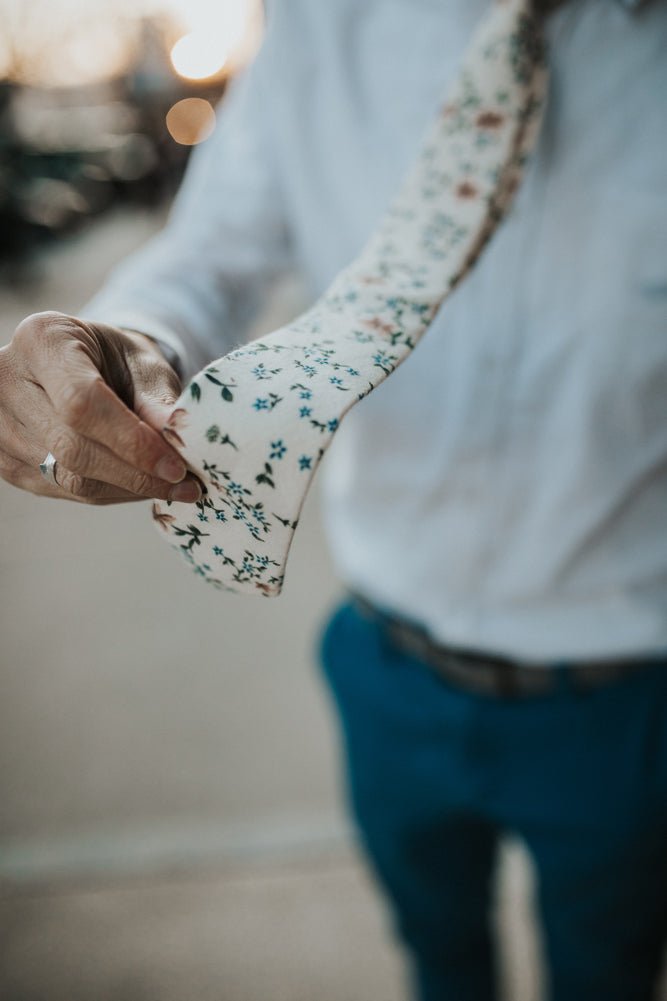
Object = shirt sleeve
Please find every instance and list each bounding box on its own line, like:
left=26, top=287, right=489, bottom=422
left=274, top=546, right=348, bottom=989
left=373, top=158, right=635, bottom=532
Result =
left=82, top=26, right=292, bottom=381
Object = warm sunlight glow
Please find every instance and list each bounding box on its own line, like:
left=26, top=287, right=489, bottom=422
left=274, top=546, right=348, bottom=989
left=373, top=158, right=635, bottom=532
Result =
left=4, top=14, right=131, bottom=87
left=165, top=97, right=216, bottom=145
left=50, top=24, right=130, bottom=86
left=165, top=0, right=251, bottom=40
left=2, top=0, right=264, bottom=86
left=165, top=0, right=263, bottom=77
left=170, top=32, right=228, bottom=80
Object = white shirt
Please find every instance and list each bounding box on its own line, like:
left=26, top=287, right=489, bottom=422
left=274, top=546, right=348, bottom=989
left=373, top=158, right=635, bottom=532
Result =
left=85, top=0, right=667, bottom=662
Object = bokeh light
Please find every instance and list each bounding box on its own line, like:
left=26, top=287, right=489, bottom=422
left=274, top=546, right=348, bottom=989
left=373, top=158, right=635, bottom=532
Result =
left=170, top=32, right=228, bottom=81
left=165, top=97, right=216, bottom=145
left=167, top=0, right=262, bottom=80
left=0, top=0, right=264, bottom=87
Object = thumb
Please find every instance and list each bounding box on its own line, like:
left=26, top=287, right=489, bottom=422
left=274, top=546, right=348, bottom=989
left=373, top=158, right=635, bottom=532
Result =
left=137, top=390, right=182, bottom=436
left=129, top=344, right=184, bottom=434
left=121, top=332, right=182, bottom=434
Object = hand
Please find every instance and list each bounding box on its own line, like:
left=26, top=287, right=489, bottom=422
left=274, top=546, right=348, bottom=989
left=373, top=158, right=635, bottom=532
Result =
left=0, top=311, right=202, bottom=505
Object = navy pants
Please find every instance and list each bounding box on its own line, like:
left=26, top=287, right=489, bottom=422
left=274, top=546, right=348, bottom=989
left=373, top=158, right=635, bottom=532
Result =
left=320, top=602, right=667, bottom=1001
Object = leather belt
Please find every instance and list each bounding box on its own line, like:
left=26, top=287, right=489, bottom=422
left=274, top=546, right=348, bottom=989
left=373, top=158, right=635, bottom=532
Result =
left=351, top=594, right=658, bottom=699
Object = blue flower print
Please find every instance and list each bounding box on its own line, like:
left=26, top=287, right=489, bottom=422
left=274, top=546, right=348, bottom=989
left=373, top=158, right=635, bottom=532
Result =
left=154, top=11, right=548, bottom=598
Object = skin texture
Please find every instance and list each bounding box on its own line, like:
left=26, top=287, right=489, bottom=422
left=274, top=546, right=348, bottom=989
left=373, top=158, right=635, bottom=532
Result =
left=0, top=311, right=201, bottom=505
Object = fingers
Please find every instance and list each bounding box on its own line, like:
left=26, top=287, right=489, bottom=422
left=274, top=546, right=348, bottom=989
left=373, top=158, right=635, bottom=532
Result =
left=2, top=450, right=201, bottom=505
left=119, top=330, right=184, bottom=434
left=39, top=340, right=187, bottom=482
left=15, top=314, right=188, bottom=484
left=1, top=312, right=201, bottom=505
left=0, top=362, right=200, bottom=500
left=0, top=389, right=201, bottom=504
left=0, top=452, right=153, bottom=506
left=43, top=432, right=202, bottom=503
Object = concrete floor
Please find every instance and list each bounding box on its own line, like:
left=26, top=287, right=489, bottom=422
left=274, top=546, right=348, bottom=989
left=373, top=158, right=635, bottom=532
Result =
left=0, top=856, right=408, bottom=1001
left=0, top=209, right=343, bottom=859
left=0, top=211, right=663, bottom=1001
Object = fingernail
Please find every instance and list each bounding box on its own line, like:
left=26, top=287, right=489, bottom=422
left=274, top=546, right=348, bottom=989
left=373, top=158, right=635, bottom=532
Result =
left=156, top=455, right=187, bottom=483
left=169, top=480, right=202, bottom=504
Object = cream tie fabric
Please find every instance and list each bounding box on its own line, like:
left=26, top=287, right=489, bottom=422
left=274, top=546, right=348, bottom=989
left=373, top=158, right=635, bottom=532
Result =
left=151, top=0, right=549, bottom=596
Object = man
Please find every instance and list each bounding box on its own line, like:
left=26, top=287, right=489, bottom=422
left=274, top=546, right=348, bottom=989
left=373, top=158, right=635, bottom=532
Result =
left=0, top=0, right=665, bottom=997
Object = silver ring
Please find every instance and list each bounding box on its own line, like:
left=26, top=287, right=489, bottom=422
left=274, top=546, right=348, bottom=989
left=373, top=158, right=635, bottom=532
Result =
left=39, top=451, right=59, bottom=487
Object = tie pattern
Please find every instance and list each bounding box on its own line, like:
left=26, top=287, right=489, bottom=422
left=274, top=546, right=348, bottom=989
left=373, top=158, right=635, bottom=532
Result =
left=151, top=0, right=548, bottom=596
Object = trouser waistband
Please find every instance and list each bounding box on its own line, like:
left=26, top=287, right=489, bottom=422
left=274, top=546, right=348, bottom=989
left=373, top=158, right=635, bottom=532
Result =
left=351, top=593, right=659, bottom=698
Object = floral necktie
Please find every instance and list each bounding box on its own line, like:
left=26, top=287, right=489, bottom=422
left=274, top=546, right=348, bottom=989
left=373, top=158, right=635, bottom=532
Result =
left=151, top=0, right=548, bottom=595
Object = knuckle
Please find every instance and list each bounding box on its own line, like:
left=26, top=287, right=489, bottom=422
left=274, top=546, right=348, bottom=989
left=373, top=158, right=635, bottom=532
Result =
left=58, top=378, right=101, bottom=432
left=129, top=471, right=155, bottom=496
left=50, top=430, right=86, bottom=470
left=120, top=423, right=156, bottom=469
left=13, top=311, right=67, bottom=350
left=59, top=470, right=96, bottom=499
left=11, top=320, right=38, bottom=358
left=152, top=359, right=183, bottom=396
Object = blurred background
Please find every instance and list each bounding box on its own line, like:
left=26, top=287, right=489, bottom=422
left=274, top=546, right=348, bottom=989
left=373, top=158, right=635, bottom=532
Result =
left=0, top=1, right=613, bottom=999
left=0, top=0, right=264, bottom=279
